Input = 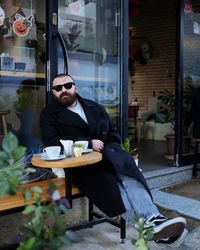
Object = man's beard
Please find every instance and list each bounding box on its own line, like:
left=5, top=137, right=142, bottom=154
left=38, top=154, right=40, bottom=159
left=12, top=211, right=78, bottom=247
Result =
left=55, top=92, right=77, bottom=107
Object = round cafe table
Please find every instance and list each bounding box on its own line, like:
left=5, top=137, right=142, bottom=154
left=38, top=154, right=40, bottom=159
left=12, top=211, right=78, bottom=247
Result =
left=31, top=151, right=102, bottom=205
left=31, top=151, right=102, bottom=169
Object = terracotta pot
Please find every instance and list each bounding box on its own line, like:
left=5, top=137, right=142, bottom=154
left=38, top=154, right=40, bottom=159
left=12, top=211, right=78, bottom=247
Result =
left=165, top=134, right=175, bottom=156
left=165, top=134, right=191, bottom=156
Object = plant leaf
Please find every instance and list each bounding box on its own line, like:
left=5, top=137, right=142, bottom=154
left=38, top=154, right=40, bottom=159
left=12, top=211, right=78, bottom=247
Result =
left=2, top=132, right=18, bottom=153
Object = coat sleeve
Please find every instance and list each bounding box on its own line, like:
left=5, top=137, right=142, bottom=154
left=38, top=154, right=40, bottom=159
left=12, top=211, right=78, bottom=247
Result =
left=40, top=108, right=63, bottom=147
left=100, top=105, right=121, bottom=145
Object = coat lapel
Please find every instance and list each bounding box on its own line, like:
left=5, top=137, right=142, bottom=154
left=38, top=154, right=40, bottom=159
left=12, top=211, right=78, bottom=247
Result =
left=49, top=101, right=89, bottom=129
left=57, top=108, right=89, bottom=129
left=78, top=96, right=101, bottom=132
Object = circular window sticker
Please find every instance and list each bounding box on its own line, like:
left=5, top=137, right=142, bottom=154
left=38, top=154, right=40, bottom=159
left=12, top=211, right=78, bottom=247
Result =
left=13, top=14, right=33, bottom=37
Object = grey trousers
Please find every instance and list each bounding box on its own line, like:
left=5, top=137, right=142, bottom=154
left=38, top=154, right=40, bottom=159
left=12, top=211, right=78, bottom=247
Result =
left=117, top=174, right=162, bottom=225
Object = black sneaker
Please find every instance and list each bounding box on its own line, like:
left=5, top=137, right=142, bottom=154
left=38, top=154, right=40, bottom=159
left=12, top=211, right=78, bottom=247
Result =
left=155, top=228, right=188, bottom=248
left=150, top=216, right=186, bottom=240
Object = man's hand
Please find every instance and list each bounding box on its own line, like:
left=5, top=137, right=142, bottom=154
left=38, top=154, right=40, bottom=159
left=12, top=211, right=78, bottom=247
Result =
left=92, top=139, right=104, bottom=152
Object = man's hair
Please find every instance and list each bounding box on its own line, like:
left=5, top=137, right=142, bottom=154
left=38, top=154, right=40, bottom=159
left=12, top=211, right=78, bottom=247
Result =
left=52, top=73, right=76, bottom=83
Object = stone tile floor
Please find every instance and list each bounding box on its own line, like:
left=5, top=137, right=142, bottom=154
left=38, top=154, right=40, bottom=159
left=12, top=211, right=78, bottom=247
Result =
left=62, top=222, right=200, bottom=250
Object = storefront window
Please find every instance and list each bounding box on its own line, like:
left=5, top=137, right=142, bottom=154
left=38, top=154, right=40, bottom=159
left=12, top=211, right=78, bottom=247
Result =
left=0, top=0, right=45, bottom=151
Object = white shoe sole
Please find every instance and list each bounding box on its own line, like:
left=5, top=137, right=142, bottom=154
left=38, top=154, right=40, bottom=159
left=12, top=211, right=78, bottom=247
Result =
left=157, top=228, right=188, bottom=248
left=153, top=217, right=186, bottom=240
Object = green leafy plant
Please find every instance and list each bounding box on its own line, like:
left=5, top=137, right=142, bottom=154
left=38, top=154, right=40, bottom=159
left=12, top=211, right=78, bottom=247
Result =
left=121, top=137, right=137, bottom=154
left=0, top=132, right=74, bottom=249
left=0, top=132, right=26, bottom=196
left=155, top=89, right=175, bottom=130
left=132, top=216, right=155, bottom=250
left=18, top=183, right=72, bottom=250
left=155, top=84, right=194, bottom=135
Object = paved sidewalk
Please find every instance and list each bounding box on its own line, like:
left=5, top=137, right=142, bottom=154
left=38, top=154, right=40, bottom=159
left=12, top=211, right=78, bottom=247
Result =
left=62, top=223, right=200, bottom=250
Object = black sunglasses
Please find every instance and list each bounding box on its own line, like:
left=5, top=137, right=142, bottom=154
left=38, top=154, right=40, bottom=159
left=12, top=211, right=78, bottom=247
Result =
left=52, top=82, right=75, bottom=92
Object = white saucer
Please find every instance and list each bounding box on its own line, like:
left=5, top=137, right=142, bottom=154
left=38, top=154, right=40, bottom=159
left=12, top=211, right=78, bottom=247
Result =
left=82, top=148, right=93, bottom=153
left=42, top=154, right=66, bottom=161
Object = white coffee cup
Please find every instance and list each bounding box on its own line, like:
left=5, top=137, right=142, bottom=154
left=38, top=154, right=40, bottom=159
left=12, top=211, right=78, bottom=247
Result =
left=74, top=140, right=89, bottom=151
left=60, top=139, right=73, bottom=157
left=43, top=146, right=61, bottom=159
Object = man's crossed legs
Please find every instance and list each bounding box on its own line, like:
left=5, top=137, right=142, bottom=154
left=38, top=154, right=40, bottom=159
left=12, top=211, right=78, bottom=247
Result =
left=117, top=174, right=187, bottom=247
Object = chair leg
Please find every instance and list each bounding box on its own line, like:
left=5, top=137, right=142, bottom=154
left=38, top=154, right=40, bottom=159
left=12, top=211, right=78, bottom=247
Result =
left=120, top=217, right=126, bottom=244
left=88, top=199, right=94, bottom=222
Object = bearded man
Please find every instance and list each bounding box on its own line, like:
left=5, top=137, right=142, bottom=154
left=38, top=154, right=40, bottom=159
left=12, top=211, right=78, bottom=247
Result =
left=40, top=74, right=187, bottom=247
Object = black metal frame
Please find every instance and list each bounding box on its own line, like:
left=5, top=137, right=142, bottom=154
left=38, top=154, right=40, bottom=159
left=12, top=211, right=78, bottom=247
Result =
left=45, top=0, right=58, bottom=104
left=121, top=0, right=129, bottom=140
left=193, top=140, right=200, bottom=177
left=175, top=0, right=184, bottom=167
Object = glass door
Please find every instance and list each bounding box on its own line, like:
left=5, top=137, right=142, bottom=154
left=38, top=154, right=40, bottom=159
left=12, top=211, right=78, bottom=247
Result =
left=178, top=0, right=200, bottom=165
left=0, top=0, right=46, bottom=151
left=48, top=0, right=122, bottom=130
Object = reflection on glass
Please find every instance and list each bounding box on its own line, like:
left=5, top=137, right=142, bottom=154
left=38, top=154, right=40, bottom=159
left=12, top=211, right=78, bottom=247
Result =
left=0, top=0, right=46, bottom=151
left=182, top=0, right=200, bottom=151
left=58, top=0, right=121, bottom=128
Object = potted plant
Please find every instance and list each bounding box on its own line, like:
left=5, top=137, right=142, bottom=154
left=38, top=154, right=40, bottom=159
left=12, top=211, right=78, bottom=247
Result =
left=155, top=84, right=194, bottom=157
left=121, top=137, right=139, bottom=163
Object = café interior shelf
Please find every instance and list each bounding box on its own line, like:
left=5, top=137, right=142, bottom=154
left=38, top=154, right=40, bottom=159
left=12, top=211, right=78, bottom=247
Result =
left=0, top=71, right=45, bottom=78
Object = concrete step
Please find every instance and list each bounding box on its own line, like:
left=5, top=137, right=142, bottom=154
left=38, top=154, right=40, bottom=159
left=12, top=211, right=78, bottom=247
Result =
left=144, top=165, right=193, bottom=189
left=144, top=165, right=200, bottom=229
left=152, top=188, right=200, bottom=229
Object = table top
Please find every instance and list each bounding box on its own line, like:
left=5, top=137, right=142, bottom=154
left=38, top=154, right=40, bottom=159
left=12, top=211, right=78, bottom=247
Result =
left=31, top=151, right=102, bottom=169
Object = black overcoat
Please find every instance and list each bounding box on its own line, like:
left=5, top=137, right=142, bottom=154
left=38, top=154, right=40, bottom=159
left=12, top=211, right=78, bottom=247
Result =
left=40, top=94, right=152, bottom=217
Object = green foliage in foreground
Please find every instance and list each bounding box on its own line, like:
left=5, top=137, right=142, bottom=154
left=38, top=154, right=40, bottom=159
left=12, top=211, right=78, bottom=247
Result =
left=0, top=132, right=26, bottom=196
left=18, top=185, right=71, bottom=250
left=0, top=132, right=73, bottom=249
left=132, top=216, right=155, bottom=250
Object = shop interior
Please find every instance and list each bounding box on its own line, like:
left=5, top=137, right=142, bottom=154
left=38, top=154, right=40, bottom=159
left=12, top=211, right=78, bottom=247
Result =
left=128, top=0, right=199, bottom=171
